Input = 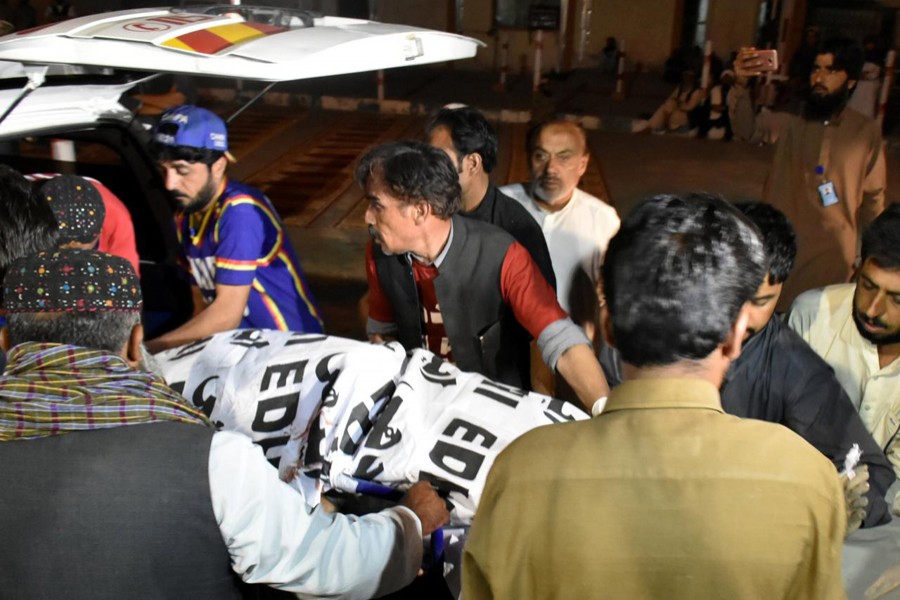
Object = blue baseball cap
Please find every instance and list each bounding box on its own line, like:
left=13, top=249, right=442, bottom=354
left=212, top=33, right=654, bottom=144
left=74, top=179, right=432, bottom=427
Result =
left=154, top=105, right=228, bottom=152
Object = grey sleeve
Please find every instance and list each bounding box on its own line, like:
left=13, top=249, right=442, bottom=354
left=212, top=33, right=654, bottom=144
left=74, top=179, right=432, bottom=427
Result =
left=367, top=317, right=398, bottom=339
left=537, top=317, right=592, bottom=371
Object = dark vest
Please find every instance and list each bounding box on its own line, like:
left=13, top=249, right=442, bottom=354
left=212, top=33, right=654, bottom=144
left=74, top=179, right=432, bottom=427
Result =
left=374, top=214, right=530, bottom=388
left=0, top=422, right=242, bottom=600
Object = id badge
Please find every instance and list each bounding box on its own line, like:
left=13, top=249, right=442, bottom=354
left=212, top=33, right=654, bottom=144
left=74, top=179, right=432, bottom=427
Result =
left=818, top=181, right=839, bottom=207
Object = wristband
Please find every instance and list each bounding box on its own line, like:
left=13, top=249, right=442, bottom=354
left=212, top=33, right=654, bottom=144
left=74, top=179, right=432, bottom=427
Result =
left=591, top=396, right=608, bottom=417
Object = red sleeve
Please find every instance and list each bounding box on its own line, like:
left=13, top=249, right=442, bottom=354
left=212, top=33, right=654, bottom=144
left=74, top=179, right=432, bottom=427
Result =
left=92, top=181, right=140, bottom=277
left=500, top=242, right=567, bottom=338
left=365, top=239, right=396, bottom=323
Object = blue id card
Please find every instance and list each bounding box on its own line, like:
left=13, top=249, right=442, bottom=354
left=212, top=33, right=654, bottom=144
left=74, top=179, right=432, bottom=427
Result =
left=818, top=181, right=839, bottom=207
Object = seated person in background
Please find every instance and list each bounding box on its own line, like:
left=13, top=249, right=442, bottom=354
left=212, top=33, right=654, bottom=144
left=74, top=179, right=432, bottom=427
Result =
left=29, top=173, right=140, bottom=275
left=0, top=165, right=59, bottom=372
left=700, top=69, right=735, bottom=140
left=724, top=201, right=892, bottom=529
left=789, top=204, right=900, bottom=483
left=0, top=248, right=447, bottom=598
left=362, top=140, right=609, bottom=412
left=146, top=105, right=323, bottom=353
left=637, top=68, right=705, bottom=134
left=464, top=193, right=847, bottom=599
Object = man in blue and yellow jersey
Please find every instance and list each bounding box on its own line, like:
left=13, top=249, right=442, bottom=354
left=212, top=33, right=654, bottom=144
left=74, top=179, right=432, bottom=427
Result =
left=146, top=105, right=322, bottom=353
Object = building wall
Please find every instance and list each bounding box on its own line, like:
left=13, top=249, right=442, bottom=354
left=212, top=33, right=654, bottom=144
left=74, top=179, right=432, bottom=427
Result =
left=706, top=0, right=762, bottom=59
left=380, top=0, right=764, bottom=74
left=587, top=0, right=680, bottom=70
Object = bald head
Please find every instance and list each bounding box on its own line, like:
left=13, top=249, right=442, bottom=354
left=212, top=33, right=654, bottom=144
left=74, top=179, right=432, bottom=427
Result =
left=526, top=120, right=589, bottom=207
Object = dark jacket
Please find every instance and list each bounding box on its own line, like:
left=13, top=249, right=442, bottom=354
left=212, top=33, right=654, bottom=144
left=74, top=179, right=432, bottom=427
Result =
left=0, top=422, right=243, bottom=599
left=722, top=317, right=893, bottom=527
left=465, top=184, right=556, bottom=291
left=373, top=214, right=530, bottom=389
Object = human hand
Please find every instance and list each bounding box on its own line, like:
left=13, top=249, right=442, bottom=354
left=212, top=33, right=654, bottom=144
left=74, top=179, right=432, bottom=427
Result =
left=841, top=464, right=870, bottom=536
left=734, top=47, right=764, bottom=81
left=401, top=481, right=450, bottom=536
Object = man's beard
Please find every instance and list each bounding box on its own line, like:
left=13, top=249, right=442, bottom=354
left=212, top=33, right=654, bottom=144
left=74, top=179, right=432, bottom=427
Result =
left=175, top=176, right=217, bottom=215
left=531, top=176, right=564, bottom=204
left=852, top=310, right=900, bottom=345
left=803, top=82, right=852, bottom=122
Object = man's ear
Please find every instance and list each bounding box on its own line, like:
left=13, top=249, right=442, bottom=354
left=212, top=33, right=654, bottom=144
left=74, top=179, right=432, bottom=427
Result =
left=210, top=155, right=228, bottom=180
left=413, top=200, right=431, bottom=224
left=465, top=152, right=482, bottom=175
left=848, top=79, right=858, bottom=91
left=0, top=327, right=8, bottom=353
left=723, top=304, right=751, bottom=360
left=123, top=323, right=145, bottom=368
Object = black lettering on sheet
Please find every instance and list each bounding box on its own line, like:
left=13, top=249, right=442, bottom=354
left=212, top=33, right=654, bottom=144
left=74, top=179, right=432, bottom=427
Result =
left=428, top=441, right=485, bottom=481
left=315, top=353, right=341, bottom=407
left=420, top=354, right=457, bottom=387
left=192, top=375, right=219, bottom=417
left=260, top=360, right=308, bottom=392
left=285, top=334, right=328, bottom=345
left=169, top=381, right=186, bottom=395
left=304, top=419, right=325, bottom=466
left=443, top=418, right=497, bottom=449
left=251, top=392, right=300, bottom=432
left=543, top=397, right=579, bottom=423
left=230, top=329, right=270, bottom=349
left=364, top=396, right=404, bottom=450
left=351, top=455, right=385, bottom=480
left=472, top=378, right=526, bottom=408
left=171, top=336, right=212, bottom=360
left=339, top=381, right=396, bottom=454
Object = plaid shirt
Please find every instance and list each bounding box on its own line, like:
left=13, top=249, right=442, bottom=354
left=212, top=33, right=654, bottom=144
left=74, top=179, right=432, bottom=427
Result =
left=0, top=342, right=210, bottom=441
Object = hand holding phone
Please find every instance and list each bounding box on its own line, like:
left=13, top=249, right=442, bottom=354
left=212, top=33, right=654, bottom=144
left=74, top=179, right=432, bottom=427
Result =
left=734, top=47, right=779, bottom=77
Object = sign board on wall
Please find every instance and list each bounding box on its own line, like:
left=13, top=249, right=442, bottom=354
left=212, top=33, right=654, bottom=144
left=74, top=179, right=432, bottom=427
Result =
left=494, top=0, right=560, bottom=30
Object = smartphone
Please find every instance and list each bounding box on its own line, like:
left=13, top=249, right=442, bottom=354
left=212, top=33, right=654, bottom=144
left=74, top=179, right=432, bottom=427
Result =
left=756, top=49, right=779, bottom=72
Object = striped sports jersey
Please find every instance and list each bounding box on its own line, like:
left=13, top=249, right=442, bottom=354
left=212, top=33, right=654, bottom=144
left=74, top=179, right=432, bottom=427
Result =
left=175, top=178, right=323, bottom=333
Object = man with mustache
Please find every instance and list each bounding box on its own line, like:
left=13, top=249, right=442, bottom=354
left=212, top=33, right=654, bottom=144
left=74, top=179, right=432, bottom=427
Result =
left=789, top=204, right=900, bottom=484
left=723, top=202, right=892, bottom=530
left=500, top=119, right=619, bottom=315
left=146, top=105, right=323, bottom=353
left=501, top=119, right=619, bottom=397
left=734, top=38, right=886, bottom=311
left=362, top=141, right=610, bottom=412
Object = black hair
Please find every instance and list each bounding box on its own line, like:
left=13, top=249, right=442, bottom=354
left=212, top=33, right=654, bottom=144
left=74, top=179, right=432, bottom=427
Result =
left=525, top=118, right=588, bottom=155
left=150, top=122, right=224, bottom=166
left=734, top=202, right=797, bottom=284
left=7, top=311, right=139, bottom=353
left=819, top=37, right=864, bottom=81
left=355, top=141, right=461, bottom=218
left=601, top=193, right=765, bottom=367
left=861, top=203, right=900, bottom=269
left=0, top=165, right=59, bottom=302
left=426, top=106, right=499, bottom=173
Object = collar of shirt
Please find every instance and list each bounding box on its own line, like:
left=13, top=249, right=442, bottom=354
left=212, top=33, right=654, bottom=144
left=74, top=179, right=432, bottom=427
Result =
left=603, top=377, right=725, bottom=414
left=408, top=218, right=454, bottom=269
